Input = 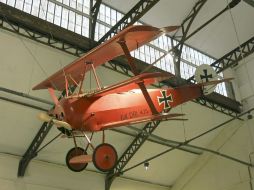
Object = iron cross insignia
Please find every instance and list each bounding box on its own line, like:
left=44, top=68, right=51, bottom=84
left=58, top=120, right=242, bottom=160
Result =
left=200, top=69, right=213, bottom=82
left=157, top=90, right=173, bottom=110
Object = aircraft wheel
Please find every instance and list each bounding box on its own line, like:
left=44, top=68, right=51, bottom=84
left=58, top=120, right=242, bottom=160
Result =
left=93, top=143, right=118, bottom=172
left=66, top=147, right=88, bottom=172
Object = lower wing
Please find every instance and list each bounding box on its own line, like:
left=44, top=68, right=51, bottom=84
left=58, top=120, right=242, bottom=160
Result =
left=101, top=113, right=186, bottom=129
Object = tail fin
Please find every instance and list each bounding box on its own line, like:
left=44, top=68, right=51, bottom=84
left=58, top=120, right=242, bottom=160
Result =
left=194, top=64, right=230, bottom=95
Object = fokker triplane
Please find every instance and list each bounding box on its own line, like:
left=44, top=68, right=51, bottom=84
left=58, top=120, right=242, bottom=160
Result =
left=33, top=25, right=231, bottom=172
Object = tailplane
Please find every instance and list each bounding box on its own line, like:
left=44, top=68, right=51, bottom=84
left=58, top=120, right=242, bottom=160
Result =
left=194, top=64, right=225, bottom=95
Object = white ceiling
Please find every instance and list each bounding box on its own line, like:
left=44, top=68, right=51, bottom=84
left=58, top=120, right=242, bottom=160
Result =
left=103, top=0, right=254, bottom=58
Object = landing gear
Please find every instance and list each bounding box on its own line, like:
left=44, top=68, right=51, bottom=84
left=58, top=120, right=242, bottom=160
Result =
left=93, top=143, right=118, bottom=172
left=65, top=131, right=118, bottom=173
left=66, top=147, right=88, bottom=172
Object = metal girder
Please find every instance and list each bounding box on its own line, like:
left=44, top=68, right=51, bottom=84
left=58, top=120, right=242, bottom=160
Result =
left=172, top=0, right=241, bottom=78
left=243, top=0, right=254, bottom=7
left=18, top=122, right=53, bottom=176
left=0, top=3, right=245, bottom=179
left=105, top=121, right=161, bottom=190
left=0, top=3, right=241, bottom=116
left=1, top=0, right=159, bottom=177
left=105, top=1, right=206, bottom=187
left=17, top=86, right=75, bottom=177
left=89, top=0, right=102, bottom=41
left=1, top=86, right=202, bottom=156
left=171, top=0, right=207, bottom=78
left=98, top=0, right=160, bottom=44
left=105, top=0, right=243, bottom=188
left=188, top=35, right=254, bottom=83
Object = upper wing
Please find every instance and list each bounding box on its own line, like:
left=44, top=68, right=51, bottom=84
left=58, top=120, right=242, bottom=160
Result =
left=85, top=72, right=174, bottom=97
left=33, top=25, right=178, bottom=91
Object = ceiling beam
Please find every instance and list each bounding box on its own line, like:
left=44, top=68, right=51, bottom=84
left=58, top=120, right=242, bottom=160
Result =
left=0, top=0, right=242, bottom=115
left=172, top=0, right=241, bottom=78
left=89, top=0, right=102, bottom=41
left=243, top=0, right=254, bottom=7
left=0, top=0, right=160, bottom=177
left=104, top=1, right=209, bottom=188
left=105, top=0, right=242, bottom=188
left=172, top=0, right=207, bottom=78
left=187, top=35, right=254, bottom=83
left=97, top=0, right=160, bottom=44
left=0, top=2, right=245, bottom=180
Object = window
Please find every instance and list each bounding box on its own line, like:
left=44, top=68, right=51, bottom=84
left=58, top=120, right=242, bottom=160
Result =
left=61, top=8, right=69, bottom=28
left=1, top=0, right=229, bottom=97
left=47, top=2, right=55, bottom=23
left=54, top=5, right=62, bottom=26
left=15, top=0, right=23, bottom=10
left=24, top=0, right=32, bottom=13
left=38, top=0, right=48, bottom=20
left=75, top=14, right=82, bottom=34
left=31, top=0, right=40, bottom=16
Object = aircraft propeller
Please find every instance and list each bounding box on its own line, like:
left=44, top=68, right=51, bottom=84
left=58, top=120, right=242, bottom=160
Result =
left=37, top=112, right=72, bottom=130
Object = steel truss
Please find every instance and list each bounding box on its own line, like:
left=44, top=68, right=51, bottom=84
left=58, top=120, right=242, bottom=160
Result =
left=172, top=0, right=241, bottom=78
left=105, top=121, right=161, bottom=190
left=17, top=86, right=74, bottom=177
left=98, top=0, right=160, bottom=44
left=89, top=0, right=102, bottom=41
left=105, top=0, right=243, bottom=189
left=188, top=35, right=254, bottom=82
left=0, top=17, right=86, bottom=57
left=171, top=0, right=207, bottom=77
left=0, top=3, right=250, bottom=185
left=0, top=0, right=161, bottom=177
left=0, top=13, right=243, bottom=178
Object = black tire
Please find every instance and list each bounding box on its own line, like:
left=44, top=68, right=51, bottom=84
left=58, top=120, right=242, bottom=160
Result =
left=93, top=143, right=117, bottom=172
left=66, top=147, right=88, bottom=172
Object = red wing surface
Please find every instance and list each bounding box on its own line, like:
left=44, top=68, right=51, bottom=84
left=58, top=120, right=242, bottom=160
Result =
left=33, top=25, right=178, bottom=91
left=87, top=72, right=174, bottom=97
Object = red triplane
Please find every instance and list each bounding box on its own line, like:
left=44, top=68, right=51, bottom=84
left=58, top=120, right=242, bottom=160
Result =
left=34, top=25, right=230, bottom=172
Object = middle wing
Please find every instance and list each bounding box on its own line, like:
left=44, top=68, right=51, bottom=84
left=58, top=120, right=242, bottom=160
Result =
left=84, top=72, right=174, bottom=97
left=33, top=25, right=178, bottom=91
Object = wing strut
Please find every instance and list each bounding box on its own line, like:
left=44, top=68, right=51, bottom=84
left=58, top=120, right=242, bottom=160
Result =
left=91, top=63, right=102, bottom=90
left=118, top=40, right=158, bottom=115
left=78, top=62, right=87, bottom=95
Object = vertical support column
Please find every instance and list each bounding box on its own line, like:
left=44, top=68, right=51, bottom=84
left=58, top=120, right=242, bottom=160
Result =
left=172, top=0, right=241, bottom=79
left=17, top=86, right=76, bottom=177
left=171, top=0, right=207, bottom=78
left=89, top=0, right=102, bottom=41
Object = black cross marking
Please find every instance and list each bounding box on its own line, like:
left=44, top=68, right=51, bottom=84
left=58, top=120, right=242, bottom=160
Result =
left=157, top=90, right=173, bottom=110
left=200, top=69, right=213, bottom=82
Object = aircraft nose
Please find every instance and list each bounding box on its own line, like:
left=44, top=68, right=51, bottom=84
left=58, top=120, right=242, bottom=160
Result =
left=50, top=104, right=65, bottom=121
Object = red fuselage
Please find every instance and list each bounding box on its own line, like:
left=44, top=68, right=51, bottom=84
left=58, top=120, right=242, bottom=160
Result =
left=55, top=85, right=202, bottom=132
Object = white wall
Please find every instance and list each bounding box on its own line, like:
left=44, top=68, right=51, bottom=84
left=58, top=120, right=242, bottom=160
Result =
left=234, top=54, right=254, bottom=111
left=171, top=118, right=254, bottom=190
left=0, top=153, right=169, bottom=190
left=170, top=51, right=254, bottom=189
